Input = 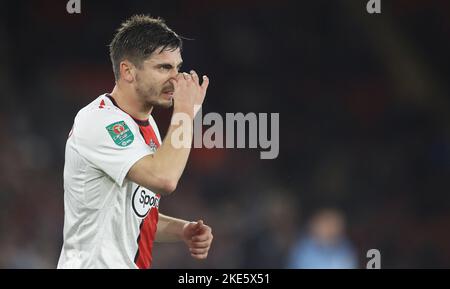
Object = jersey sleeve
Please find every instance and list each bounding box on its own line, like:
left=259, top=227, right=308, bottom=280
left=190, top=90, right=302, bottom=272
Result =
left=73, top=109, right=152, bottom=186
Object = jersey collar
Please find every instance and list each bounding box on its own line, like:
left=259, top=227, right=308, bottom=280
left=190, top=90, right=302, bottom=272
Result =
left=105, top=94, right=150, bottom=127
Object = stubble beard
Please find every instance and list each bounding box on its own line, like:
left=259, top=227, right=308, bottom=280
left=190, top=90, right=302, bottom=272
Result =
left=136, top=83, right=173, bottom=110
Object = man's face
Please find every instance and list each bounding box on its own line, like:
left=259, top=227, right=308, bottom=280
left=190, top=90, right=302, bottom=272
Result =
left=133, top=47, right=183, bottom=108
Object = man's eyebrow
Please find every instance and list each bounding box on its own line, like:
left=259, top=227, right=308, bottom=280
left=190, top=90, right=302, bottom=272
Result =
left=155, top=63, right=173, bottom=68
left=154, top=62, right=183, bottom=68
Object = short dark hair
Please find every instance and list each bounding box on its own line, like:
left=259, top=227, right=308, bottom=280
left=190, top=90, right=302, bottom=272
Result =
left=109, top=15, right=182, bottom=80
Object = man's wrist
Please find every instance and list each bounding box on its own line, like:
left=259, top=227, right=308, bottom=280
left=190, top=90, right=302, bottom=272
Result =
left=173, top=103, right=195, bottom=118
left=178, top=220, right=190, bottom=240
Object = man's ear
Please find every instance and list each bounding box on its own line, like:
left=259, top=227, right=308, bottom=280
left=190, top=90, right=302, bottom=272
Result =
left=119, top=60, right=135, bottom=83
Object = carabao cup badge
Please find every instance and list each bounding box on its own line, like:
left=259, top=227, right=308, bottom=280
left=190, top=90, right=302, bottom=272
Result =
left=106, top=121, right=134, bottom=147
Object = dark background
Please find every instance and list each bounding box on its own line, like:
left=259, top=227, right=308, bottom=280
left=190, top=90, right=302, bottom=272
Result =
left=0, top=0, right=449, bottom=268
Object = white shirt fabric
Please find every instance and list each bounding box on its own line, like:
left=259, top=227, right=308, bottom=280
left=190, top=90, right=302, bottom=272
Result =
left=57, top=94, right=162, bottom=269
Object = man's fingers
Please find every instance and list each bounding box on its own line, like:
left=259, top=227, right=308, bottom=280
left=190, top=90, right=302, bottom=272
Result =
left=201, top=75, right=209, bottom=91
left=191, top=252, right=208, bottom=259
left=175, top=73, right=184, bottom=81
left=191, top=220, right=204, bottom=232
left=190, top=240, right=211, bottom=248
left=192, top=233, right=211, bottom=242
left=172, top=71, right=208, bottom=114
left=189, top=247, right=209, bottom=254
left=182, top=72, right=192, bottom=81
left=186, top=219, right=212, bottom=260
left=190, top=70, right=199, bottom=85
left=189, top=220, right=202, bottom=230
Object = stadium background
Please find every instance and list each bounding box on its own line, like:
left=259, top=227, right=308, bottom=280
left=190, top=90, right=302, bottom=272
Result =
left=0, top=0, right=449, bottom=268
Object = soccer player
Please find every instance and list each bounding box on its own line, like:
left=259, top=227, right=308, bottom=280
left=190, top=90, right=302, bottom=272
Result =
left=57, top=15, right=213, bottom=269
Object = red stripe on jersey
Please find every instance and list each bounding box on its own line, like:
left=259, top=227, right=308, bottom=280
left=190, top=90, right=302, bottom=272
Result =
left=134, top=123, right=161, bottom=269
left=139, top=124, right=161, bottom=146
left=134, top=208, right=159, bottom=269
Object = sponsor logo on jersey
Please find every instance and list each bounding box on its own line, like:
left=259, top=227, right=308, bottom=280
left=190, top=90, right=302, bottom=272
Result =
left=132, top=186, right=160, bottom=218
left=106, top=121, right=134, bottom=147
left=149, top=139, right=158, bottom=152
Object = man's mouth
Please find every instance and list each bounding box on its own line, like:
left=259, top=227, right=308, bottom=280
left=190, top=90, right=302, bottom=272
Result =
left=162, top=90, right=174, bottom=99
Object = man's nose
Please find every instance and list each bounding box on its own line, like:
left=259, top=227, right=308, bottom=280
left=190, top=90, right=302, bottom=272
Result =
left=169, top=68, right=179, bottom=79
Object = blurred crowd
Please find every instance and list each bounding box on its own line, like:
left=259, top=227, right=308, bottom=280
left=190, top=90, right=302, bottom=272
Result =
left=0, top=0, right=449, bottom=268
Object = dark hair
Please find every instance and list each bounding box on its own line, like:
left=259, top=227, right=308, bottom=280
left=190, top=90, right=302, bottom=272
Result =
left=109, top=15, right=182, bottom=80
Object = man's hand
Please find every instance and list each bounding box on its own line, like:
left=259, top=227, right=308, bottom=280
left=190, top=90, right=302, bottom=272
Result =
left=127, top=71, right=209, bottom=195
left=182, top=220, right=213, bottom=260
left=170, top=70, right=209, bottom=117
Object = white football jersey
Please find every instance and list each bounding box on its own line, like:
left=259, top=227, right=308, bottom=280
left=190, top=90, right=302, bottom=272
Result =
left=58, top=94, right=162, bottom=269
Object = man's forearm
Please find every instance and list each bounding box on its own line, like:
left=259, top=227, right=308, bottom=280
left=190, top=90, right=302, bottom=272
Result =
left=126, top=106, right=194, bottom=195
left=151, top=106, right=194, bottom=186
left=155, top=213, right=189, bottom=242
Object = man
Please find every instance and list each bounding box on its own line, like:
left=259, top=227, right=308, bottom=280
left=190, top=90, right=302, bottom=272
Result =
left=57, top=15, right=213, bottom=269
left=287, top=208, right=357, bottom=269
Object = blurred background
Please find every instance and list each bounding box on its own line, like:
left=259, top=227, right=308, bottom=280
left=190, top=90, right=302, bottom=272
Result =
left=0, top=0, right=449, bottom=268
